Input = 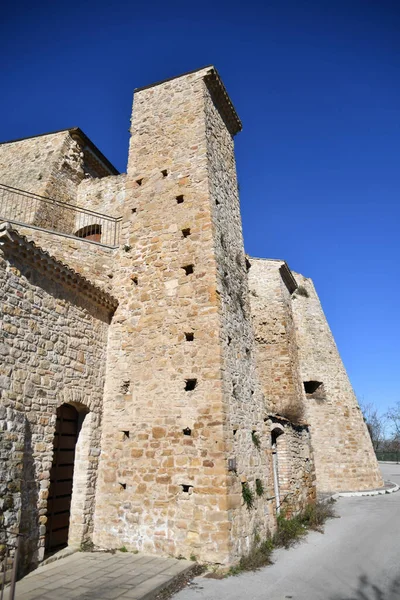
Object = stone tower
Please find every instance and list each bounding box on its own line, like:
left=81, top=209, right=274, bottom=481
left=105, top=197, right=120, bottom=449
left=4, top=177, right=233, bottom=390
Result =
left=92, top=67, right=274, bottom=564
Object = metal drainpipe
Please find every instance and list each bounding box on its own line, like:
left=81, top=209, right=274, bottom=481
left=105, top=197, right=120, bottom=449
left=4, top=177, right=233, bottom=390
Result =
left=272, top=443, right=281, bottom=515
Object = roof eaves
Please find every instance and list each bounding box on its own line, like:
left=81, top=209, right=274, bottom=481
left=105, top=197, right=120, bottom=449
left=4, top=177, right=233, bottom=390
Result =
left=0, top=222, right=118, bottom=314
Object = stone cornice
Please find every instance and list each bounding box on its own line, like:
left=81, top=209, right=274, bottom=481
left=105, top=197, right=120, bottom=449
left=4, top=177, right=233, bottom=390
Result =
left=0, top=222, right=118, bottom=314
left=203, top=68, right=242, bottom=136
left=134, top=65, right=242, bottom=137
left=279, top=263, right=298, bottom=294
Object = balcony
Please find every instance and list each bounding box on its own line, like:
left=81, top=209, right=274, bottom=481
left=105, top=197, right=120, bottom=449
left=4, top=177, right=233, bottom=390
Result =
left=0, top=183, right=121, bottom=247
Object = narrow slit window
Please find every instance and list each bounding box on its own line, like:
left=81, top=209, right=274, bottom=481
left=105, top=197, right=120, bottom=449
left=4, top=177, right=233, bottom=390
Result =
left=185, top=332, right=194, bottom=342
left=176, top=195, right=184, bottom=204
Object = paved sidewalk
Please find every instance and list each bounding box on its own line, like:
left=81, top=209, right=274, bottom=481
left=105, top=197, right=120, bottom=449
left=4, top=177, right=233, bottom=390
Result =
left=15, top=551, right=194, bottom=600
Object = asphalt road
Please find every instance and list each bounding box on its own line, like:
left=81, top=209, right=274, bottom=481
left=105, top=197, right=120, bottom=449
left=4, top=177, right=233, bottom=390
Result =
left=175, top=464, right=400, bottom=600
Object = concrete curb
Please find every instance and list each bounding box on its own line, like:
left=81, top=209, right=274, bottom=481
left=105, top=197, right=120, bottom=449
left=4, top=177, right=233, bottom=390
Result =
left=136, top=563, right=197, bottom=600
left=39, top=545, right=79, bottom=567
left=331, top=480, right=399, bottom=499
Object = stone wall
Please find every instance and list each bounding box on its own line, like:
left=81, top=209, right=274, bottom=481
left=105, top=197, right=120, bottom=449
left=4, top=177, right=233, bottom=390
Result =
left=0, top=130, right=120, bottom=241
left=248, top=259, right=303, bottom=422
left=0, top=132, right=73, bottom=197
left=15, top=225, right=115, bottom=290
left=291, top=273, right=383, bottom=492
left=0, top=232, right=112, bottom=573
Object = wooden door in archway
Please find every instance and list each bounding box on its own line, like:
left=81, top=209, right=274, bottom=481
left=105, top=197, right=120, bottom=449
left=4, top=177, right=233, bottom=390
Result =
left=45, top=404, right=79, bottom=552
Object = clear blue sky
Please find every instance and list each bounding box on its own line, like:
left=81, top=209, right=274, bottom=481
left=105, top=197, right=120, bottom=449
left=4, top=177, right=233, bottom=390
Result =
left=1, top=0, right=399, bottom=414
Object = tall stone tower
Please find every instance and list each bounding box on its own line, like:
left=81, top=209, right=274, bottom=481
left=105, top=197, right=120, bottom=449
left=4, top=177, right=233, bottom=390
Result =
left=93, top=67, right=273, bottom=564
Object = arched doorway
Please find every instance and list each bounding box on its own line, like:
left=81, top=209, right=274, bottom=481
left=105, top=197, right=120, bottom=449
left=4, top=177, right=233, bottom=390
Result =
left=45, top=404, right=79, bottom=553
left=74, top=224, right=102, bottom=243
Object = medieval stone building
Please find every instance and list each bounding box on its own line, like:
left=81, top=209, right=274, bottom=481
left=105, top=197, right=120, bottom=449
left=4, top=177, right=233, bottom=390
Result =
left=0, top=66, right=382, bottom=575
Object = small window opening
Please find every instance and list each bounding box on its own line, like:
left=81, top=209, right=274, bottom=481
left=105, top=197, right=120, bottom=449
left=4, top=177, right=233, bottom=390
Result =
left=183, top=427, right=192, bottom=436
left=131, top=276, right=138, bottom=285
left=245, top=258, right=252, bottom=272
left=121, top=381, right=130, bottom=394
left=182, top=264, right=194, bottom=276
left=176, top=195, right=184, bottom=204
left=216, top=198, right=220, bottom=206
left=246, top=348, right=250, bottom=356
left=122, top=430, right=130, bottom=439
left=181, top=484, right=193, bottom=493
left=161, top=169, right=168, bottom=177
left=131, top=207, right=137, bottom=214
left=185, top=379, right=197, bottom=391
left=227, top=336, right=232, bottom=346
left=119, top=482, right=127, bottom=490
left=233, top=429, right=238, bottom=436
left=182, top=228, right=191, bottom=238
left=303, top=381, right=322, bottom=394
left=185, top=332, right=194, bottom=342
left=136, top=178, right=143, bottom=186
left=107, top=273, right=114, bottom=279
left=75, top=224, right=102, bottom=243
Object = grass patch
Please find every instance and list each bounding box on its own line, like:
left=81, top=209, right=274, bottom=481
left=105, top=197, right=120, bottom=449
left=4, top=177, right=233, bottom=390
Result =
left=228, top=500, right=336, bottom=575
left=228, top=539, right=274, bottom=575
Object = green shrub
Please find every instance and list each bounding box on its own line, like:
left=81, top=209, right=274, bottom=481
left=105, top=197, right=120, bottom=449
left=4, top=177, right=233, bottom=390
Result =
left=255, top=479, right=264, bottom=497
left=251, top=431, right=261, bottom=449
left=242, top=482, right=254, bottom=509
left=295, top=286, right=309, bottom=298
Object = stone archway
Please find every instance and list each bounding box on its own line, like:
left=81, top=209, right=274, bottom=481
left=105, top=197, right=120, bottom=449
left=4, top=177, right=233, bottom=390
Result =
left=45, top=400, right=97, bottom=554
left=46, top=404, right=80, bottom=552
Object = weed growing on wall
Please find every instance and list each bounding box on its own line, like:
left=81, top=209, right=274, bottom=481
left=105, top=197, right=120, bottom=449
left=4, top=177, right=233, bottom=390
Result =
left=241, top=482, right=255, bottom=509
left=228, top=500, right=336, bottom=575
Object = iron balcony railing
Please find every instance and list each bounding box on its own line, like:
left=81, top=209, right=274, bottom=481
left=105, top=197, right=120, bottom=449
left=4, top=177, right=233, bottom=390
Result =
left=0, top=183, right=121, bottom=247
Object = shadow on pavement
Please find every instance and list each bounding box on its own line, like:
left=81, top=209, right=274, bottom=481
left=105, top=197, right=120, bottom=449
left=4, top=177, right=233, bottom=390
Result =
left=331, top=574, right=400, bottom=600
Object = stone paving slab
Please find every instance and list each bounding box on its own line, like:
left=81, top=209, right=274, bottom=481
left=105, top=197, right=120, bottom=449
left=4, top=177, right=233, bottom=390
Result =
left=14, top=551, right=194, bottom=600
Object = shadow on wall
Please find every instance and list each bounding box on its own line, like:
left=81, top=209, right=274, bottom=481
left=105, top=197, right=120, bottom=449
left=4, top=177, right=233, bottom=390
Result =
left=331, top=574, right=400, bottom=600
left=19, top=418, right=40, bottom=576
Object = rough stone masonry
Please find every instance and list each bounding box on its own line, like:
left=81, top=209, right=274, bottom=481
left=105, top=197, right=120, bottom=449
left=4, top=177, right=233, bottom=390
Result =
left=0, top=65, right=382, bottom=576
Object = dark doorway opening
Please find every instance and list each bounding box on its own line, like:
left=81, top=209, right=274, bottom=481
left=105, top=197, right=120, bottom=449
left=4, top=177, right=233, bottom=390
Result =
left=45, top=404, right=79, bottom=553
